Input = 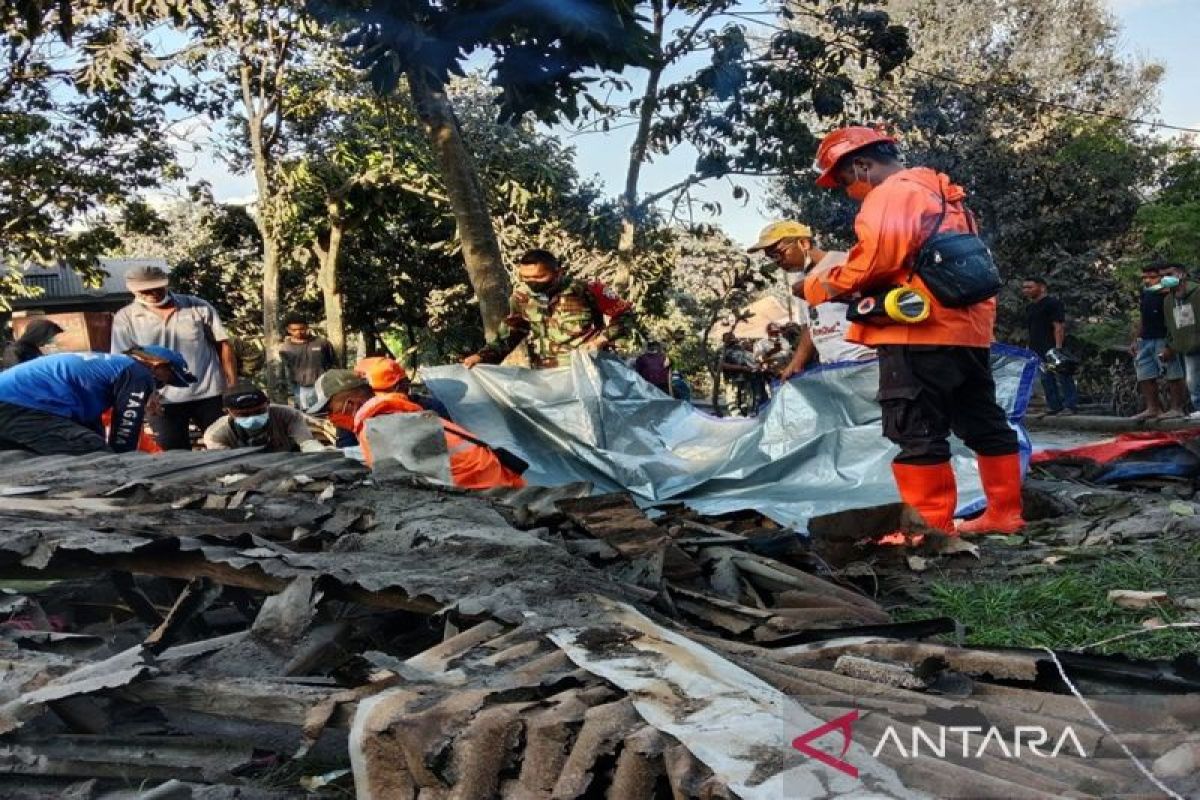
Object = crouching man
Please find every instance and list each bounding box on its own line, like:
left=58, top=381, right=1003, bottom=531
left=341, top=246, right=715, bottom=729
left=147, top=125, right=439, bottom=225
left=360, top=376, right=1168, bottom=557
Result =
left=203, top=382, right=324, bottom=453
left=0, top=347, right=195, bottom=455
left=310, top=370, right=526, bottom=490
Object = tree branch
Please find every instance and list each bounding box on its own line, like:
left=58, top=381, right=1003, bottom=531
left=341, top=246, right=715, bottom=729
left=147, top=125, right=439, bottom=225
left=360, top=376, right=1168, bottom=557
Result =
left=663, top=0, right=731, bottom=63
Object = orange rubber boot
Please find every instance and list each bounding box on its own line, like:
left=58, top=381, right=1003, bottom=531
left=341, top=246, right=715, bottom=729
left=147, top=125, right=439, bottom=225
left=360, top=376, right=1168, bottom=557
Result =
left=956, top=453, right=1025, bottom=535
left=891, top=462, right=957, bottom=534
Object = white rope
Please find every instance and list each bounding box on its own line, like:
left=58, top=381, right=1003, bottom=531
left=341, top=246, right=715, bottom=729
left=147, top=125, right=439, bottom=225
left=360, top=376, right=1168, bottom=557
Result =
left=1040, top=647, right=1184, bottom=800
left=1080, top=622, right=1200, bottom=651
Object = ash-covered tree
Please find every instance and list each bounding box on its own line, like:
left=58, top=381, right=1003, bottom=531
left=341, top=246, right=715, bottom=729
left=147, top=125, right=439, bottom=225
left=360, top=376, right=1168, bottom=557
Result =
left=770, top=0, right=1161, bottom=344
left=647, top=230, right=772, bottom=407
left=564, top=0, right=909, bottom=255
left=0, top=1, right=196, bottom=303
left=173, top=0, right=318, bottom=386
left=1136, top=151, right=1200, bottom=266
left=272, top=73, right=672, bottom=369
left=310, top=0, right=657, bottom=339
left=276, top=49, right=446, bottom=362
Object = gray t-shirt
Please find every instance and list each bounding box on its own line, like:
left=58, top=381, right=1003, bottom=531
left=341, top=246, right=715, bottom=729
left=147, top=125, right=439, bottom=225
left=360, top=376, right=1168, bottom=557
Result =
left=202, top=405, right=317, bottom=452
left=111, top=294, right=228, bottom=404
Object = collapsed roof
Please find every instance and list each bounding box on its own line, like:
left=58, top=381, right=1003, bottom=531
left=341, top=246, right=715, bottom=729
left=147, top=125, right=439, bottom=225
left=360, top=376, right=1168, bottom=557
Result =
left=0, top=448, right=1197, bottom=799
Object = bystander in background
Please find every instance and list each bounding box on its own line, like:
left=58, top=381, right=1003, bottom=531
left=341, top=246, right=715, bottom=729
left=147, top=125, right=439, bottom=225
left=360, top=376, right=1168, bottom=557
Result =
left=1021, top=277, right=1078, bottom=416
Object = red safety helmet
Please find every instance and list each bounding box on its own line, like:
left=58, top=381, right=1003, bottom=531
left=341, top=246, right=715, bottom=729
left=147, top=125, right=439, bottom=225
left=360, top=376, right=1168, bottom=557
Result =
left=814, top=126, right=898, bottom=189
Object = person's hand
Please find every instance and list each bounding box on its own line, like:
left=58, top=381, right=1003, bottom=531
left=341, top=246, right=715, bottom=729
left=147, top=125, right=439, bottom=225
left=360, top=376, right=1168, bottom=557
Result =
left=146, top=392, right=163, bottom=417
left=1128, top=339, right=1139, bottom=356
left=780, top=362, right=804, bottom=381
left=585, top=336, right=610, bottom=351
left=1161, top=347, right=1176, bottom=361
left=462, top=354, right=483, bottom=369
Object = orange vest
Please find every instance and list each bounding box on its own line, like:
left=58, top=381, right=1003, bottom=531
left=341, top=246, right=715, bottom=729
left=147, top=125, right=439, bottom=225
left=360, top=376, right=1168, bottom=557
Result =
left=101, top=408, right=162, bottom=453
left=803, top=167, right=995, bottom=348
left=354, top=393, right=526, bottom=491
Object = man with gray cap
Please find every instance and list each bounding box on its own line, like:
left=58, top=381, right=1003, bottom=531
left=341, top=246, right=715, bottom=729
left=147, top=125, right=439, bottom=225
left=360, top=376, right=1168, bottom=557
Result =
left=111, top=265, right=237, bottom=450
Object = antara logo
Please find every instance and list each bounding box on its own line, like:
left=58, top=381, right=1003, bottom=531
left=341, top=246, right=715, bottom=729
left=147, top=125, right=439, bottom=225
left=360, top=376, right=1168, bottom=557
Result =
left=792, top=711, right=1090, bottom=779
left=792, top=711, right=859, bottom=778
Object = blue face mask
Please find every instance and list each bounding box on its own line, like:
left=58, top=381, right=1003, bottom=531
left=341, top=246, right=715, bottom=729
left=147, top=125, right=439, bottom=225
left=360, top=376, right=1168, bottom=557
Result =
left=1148, top=275, right=1181, bottom=292
left=233, top=412, right=270, bottom=432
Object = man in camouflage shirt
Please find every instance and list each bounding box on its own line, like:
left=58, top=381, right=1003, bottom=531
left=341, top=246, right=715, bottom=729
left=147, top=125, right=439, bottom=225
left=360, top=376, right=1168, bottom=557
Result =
left=463, top=249, right=635, bottom=369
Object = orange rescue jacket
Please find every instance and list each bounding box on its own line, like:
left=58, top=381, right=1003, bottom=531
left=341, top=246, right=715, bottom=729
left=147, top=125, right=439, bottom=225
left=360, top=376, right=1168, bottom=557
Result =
left=802, top=167, right=995, bottom=348
left=353, top=393, right=526, bottom=491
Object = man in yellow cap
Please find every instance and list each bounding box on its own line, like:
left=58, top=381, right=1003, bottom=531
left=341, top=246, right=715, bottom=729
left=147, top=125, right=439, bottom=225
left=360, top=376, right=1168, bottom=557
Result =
left=748, top=221, right=874, bottom=378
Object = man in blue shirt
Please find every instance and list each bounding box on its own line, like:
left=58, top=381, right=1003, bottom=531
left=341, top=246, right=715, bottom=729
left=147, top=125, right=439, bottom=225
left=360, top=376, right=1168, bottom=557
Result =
left=0, top=346, right=196, bottom=455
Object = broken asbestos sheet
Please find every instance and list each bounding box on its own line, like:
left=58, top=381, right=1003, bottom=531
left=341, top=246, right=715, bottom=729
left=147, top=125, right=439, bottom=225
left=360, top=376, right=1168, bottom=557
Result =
left=423, top=345, right=1037, bottom=530
left=551, top=598, right=927, bottom=800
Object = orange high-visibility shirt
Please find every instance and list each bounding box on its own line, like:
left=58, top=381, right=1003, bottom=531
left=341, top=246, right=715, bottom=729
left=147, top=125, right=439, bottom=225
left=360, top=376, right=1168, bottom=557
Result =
left=354, top=393, right=526, bottom=490
left=802, top=167, right=995, bottom=348
left=101, top=408, right=162, bottom=453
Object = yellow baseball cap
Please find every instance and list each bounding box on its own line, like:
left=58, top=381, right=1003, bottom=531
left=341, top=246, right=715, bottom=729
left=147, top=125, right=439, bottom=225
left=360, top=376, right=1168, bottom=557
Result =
left=747, top=221, right=814, bottom=253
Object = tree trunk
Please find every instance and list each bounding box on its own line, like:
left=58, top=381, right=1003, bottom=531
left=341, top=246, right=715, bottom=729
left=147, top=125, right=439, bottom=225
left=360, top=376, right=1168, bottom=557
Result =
left=710, top=366, right=724, bottom=416
left=248, top=145, right=285, bottom=397
left=314, top=202, right=346, bottom=366
left=240, top=54, right=286, bottom=400
left=406, top=69, right=509, bottom=340
left=618, top=0, right=666, bottom=256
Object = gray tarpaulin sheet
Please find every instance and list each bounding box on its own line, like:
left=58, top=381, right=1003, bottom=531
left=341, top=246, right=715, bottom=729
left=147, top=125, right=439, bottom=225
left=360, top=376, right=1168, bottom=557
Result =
left=422, top=345, right=1038, bottom=532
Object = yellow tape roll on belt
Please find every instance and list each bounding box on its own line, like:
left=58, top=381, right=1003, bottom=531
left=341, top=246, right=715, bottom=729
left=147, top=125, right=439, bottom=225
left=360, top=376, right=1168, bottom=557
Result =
left=883, top=286, right=931, bottom=324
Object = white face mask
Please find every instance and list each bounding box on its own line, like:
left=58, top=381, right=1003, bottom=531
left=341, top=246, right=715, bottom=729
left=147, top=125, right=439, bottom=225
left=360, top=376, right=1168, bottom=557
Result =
left=136, top=291, right=173, bottom=308
left=233, top=412, right=270, bottom=432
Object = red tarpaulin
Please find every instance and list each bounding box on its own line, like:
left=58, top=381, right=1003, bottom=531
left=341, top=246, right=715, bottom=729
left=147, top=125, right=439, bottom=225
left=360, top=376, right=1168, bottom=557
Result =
left=1032, top=429, right=1200, bottom=465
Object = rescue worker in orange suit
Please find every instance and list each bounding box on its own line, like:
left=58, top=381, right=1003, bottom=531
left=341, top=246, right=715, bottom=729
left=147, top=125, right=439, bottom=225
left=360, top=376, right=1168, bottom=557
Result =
left=354, top=356, right=451, bottom=420
left=463, top=249, right=634, bottom=369
left=310, top=369, right=526, bottom=491
left=802, top=127, right=1023, bottom=535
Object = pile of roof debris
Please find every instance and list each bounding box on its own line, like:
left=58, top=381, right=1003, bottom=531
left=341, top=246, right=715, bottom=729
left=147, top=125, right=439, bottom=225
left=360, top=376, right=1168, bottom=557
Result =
left=2, top=448, right=1199, bottom=799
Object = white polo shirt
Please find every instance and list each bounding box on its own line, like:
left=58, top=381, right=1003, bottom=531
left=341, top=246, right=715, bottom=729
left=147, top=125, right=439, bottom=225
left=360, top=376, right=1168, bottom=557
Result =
left=795, top=252, right=876, bottom=364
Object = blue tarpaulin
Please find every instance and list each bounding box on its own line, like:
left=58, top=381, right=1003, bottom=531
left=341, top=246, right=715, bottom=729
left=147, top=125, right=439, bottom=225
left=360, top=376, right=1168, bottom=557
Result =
left=422, top=345, right=1038, bottom=532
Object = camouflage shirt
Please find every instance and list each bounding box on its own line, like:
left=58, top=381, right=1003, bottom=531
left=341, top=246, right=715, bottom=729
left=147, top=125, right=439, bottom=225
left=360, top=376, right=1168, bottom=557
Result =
left=476, top=277, right=634, bottom=368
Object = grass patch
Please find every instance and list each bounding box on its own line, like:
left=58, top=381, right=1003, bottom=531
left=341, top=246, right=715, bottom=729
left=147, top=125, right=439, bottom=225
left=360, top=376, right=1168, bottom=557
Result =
left=896, top=540, right=1200, bottom=660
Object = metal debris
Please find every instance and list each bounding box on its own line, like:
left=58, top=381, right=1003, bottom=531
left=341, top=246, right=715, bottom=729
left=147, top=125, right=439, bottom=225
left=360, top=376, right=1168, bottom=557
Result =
left=0, top=450, right=1194, bottom=798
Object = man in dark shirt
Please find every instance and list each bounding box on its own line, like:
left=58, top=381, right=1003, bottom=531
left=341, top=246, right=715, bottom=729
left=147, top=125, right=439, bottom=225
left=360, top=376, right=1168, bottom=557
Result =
left=634, top=341, right=671, bottom=394
left=1130, top=263, right=1188, bottom=419
left=278, top=313, right=337, bottom=411
left=1021, top=277, right=1077, bottom=416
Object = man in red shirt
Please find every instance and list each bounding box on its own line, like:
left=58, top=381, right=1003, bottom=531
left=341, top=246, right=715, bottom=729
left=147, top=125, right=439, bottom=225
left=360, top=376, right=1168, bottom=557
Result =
left=802, top=127, right=1022, bottom=535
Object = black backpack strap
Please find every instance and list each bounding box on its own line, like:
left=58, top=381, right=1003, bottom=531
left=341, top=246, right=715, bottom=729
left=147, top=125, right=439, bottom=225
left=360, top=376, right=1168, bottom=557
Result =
left=924, top=187, right=949, bottom=247
left=908, top=188, right=949, bottom=283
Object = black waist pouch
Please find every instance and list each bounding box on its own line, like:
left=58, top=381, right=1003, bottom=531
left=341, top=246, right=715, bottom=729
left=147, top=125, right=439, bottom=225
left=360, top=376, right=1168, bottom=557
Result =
left=912, top=190, right=1002, bottom=308
left=914, top=230, right=1002, bottom=308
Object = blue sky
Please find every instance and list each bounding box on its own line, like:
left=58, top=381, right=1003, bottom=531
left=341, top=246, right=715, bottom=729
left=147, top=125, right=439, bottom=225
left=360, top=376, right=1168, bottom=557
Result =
left=191, top=0, right=1199, bottom=248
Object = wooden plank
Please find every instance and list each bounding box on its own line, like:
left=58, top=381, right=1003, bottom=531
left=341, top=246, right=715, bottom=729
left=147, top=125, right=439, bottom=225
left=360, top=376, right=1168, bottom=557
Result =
left=110, top=674, right=354, bottom=729
left=559, top=494, right=700, bottom=580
